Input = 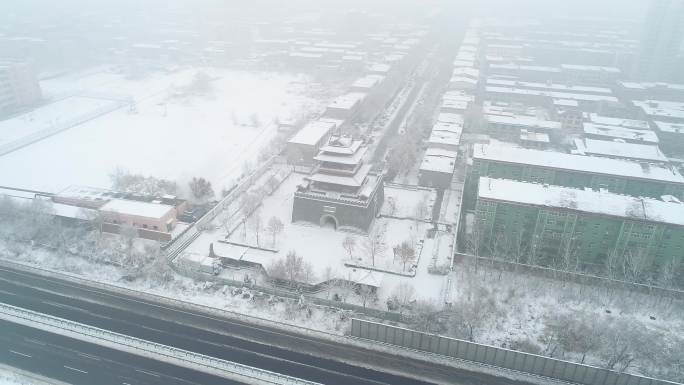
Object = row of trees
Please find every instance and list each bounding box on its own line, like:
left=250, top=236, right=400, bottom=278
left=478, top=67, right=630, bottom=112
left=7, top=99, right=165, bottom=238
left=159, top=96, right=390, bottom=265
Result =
left=109, top=168, right=217, bottom=203
left=466, top=223, right=684, bottom=290
left=341, top=227, right=416, bottom=272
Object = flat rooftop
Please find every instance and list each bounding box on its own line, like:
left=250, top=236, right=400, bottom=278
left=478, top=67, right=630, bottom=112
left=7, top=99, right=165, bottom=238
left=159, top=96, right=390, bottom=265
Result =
left=486, top=86, right=619, bottom=103
left=478, top=177, right=684, bottom=227
left=351, top=74, right=385, bottom=90
left=633, top=100, right=684, bottom=121
left=574, top=138, right=669, bottom=163
left=99, top=199, right=174, bottom=219
left=487, top=78, right=613, bottom=95
left=473, top=143, right=684, bottom=184
left=584, top=123, right=659, bottom=144
left=486, top=114, right=561, bottom=131
left=288, top=120, right=336, bottom=146
left=654, top=121, right=684, bottom=135
left=437, top=113, right=465, bottom=125
left=327, top=92, right=366, bottom=110
left=420, top=148, right=458, bottom=174
left=588, top=113, right=650, bottom=131
left=620, top=82, right=684, bottom=92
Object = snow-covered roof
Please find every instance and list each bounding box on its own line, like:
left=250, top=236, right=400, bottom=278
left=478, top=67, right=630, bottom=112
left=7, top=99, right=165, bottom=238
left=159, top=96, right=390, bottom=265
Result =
left=309, top=164, right=372, bottom=188
left=654, top=121, right=684, bottom=135
left=489, top=63, right=561, bottom=73
left=99, top=199, right=174, bottom=219
left=574, top=138, right=669, bottom=163
left=634, top=100, right=684, bottom=121
left=351, top=74, right=385, bottom=90
left=486, top=114, right=561, bottom=131
left=553, top=99, right=579, bottom=107
left=588, top=113, right=650, bottom=131
left=442, top=90, right=475, bottom=103
left=327, top=92, right=366, bottom=110
left=437, top=113, right=465, bottom=125
left=453, top=59, right=476, bottom=68
left=520, top=130, right=550, bottom=143
left=561, top=64, right=621, bottom=74
left=56, top=185, right=114, bottom=202
left=289, top=52, right=323, bottom=59
left=486, top=86, right=619, bottom=103
left=584, top=123, right=659, bottom=144
left=452, top=67, right=480, bottom=79
left=473, top=143, right=684, bottom=184
left=441, top=100, right=469, bottom=112
left=428, top=130, right=462, bottom=147
left=315, top=146, right=367, bottom=165
left=487, top=78, right=613, bottom=95
left=620, top=81, right=684, bottom=92
left=420, top=148, right=458, bottom=174
left=478, top=177, right=684, bottom=227
left=319, top=138, right=362, bottom=155
left=432, top=121, right=463, bottom=134
left=288, top=121, right=336, bottom=146
left=369, top=63, right=391, bottom=73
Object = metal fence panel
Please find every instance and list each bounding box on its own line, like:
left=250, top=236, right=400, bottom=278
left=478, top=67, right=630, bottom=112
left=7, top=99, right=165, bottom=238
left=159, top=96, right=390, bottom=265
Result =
left=349, top=320, right=676, bottom=385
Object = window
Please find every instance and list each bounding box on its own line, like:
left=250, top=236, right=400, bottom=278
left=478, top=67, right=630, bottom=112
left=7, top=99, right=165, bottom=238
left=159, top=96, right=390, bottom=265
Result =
left=143, top=224, right=148, bottom=229
left=153, top=226, right=159, bottom=230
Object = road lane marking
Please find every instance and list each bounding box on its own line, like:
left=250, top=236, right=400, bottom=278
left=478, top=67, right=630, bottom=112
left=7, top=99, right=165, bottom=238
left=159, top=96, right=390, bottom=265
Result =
left=9, top=350, right=31, bottom=358
left=135, top=369, right=160, bottom=377
left=24, top=338, right=46, bottom=346
left=78, top=352, right=101, bottom=361
left=63, top=365, right=88, bottom=374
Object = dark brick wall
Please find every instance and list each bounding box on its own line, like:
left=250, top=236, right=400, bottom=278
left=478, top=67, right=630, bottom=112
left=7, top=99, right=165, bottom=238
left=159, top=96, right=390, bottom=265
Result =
left=292, top=184, right=384, bottom=232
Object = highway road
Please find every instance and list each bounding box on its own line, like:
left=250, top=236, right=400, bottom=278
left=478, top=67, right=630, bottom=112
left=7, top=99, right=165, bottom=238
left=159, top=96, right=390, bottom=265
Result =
left=0, top=320, right=242, bottom=385
left=0, top=264, right=533, bottom=385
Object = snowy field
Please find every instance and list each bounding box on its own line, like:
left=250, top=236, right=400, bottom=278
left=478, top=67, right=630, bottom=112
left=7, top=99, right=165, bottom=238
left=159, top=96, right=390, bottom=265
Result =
left=0, top=96, right=119, bottom=148
left=381, top=184, right=435, bottom=220
left=0, top=67, right=327, bottom=194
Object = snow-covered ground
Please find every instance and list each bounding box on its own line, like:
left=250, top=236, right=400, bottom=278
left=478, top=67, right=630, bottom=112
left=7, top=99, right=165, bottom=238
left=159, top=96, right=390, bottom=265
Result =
left=0, top=67, right=327, bottom=194
left=0, top=364, right=59, bottom=385
left=0, top=96, right=119, bottom=148
left=381, top=184, right=435, bottom=220
left=187, top=171, right=452, bottom=305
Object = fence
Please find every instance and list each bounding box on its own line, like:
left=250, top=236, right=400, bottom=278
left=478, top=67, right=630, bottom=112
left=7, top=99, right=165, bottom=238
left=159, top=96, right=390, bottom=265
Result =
left=0, top=302, right=320, bottom=385
left=351, top=319, right=679, bottom=385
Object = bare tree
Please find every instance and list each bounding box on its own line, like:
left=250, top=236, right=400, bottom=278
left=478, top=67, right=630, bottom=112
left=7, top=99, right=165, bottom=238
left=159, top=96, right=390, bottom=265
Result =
left=248, top=210, right=263, bottom=247
left=392, top=282, right=416, bottom=315
left=189, top=177, right=215, bottom=202
left=413, top=195, right=430, bottom=221
left=397, top=241, right=416, bottom=271
left=268, top=251, right=304, bottom=287
left=411, top=300, right=441, bottom=333
left=119, top=224, right=138, bottom=259
left=358, top=285, right=377, bottom=308
left=266, top=216, right=284, bottom=247
left=323, top=266, right=337, bottom=299
left=362, top=226, right=387, bottom=266
left=342, top=236, right=356, bottom=259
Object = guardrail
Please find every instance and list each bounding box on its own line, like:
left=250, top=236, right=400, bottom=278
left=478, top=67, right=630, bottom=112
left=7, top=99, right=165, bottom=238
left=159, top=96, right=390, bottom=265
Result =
left=0, top=302, right=320, bottom=385
left=351, top=319, right=679, bottom=385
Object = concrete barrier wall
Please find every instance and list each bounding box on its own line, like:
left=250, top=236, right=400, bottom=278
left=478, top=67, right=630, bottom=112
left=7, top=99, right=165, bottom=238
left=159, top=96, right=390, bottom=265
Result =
left=351, top=319, right=678, bottom=385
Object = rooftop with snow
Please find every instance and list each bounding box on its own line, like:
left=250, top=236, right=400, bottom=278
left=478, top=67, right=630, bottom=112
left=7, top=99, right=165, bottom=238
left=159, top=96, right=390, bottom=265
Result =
left=473, top=143, right=684, bottom=184
left=478, top=177, right=684, bottom=227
